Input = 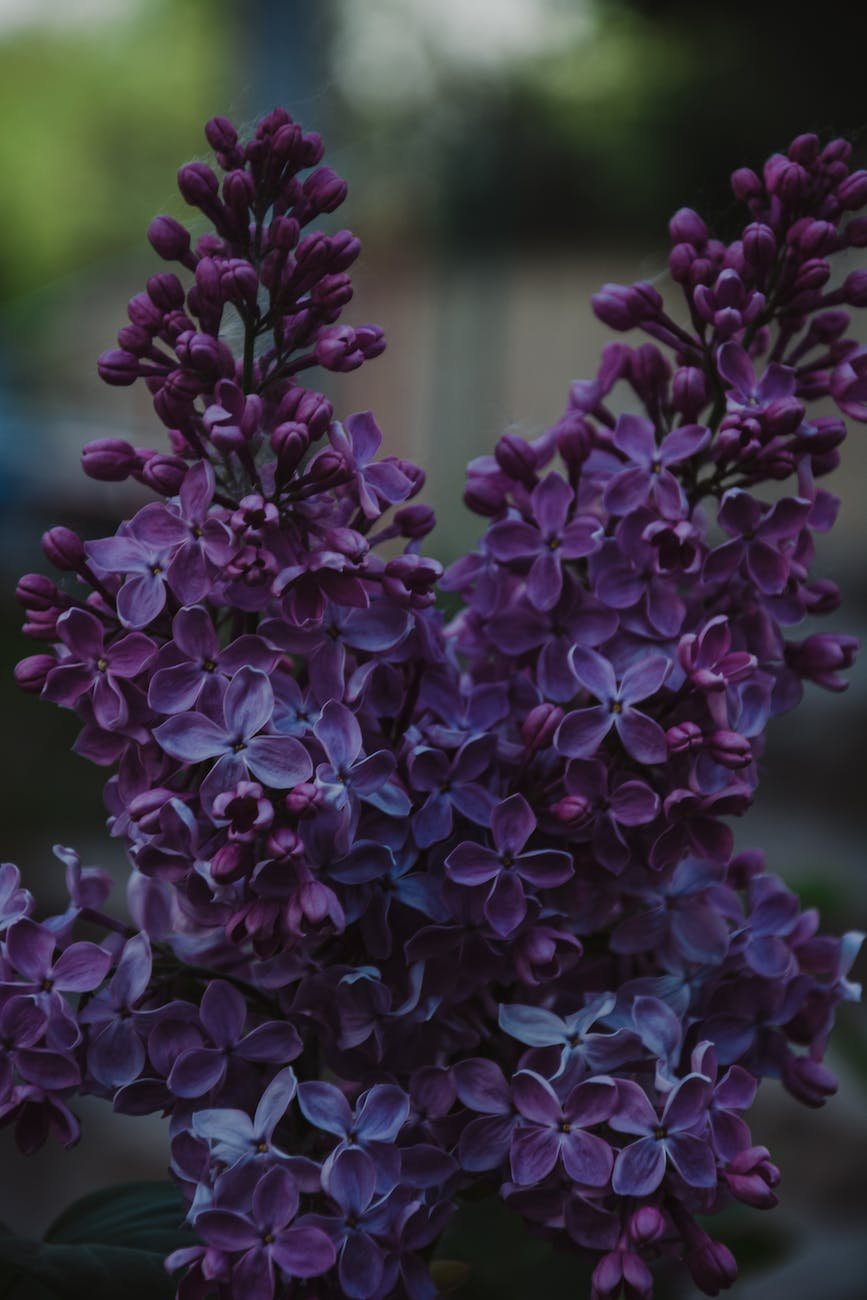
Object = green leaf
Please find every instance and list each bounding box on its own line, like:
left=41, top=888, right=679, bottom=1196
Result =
left=45, top=1180, right=193, bottom=1255
left=0, top=1181, right=199, bottom=1300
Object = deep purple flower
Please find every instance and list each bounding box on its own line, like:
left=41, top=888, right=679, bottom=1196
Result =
left=195, top=1166, right=335, bottom=1296
left=407, top=738, right=495, bottom=848
left=191, top=1066, right=298, bottom=1167
left=148, top=606, right=277, bottom=714
left=154, top=666, right=313, bottom=800
left=43, top=609, right=155, bottom=728
left=703, top=490, right=812, bottom=595
left=298, top=1079, right=409, bottom=1189
left=131, top=460, right=234, bottom=603
left=445, top=794, right=573, bottom=937
left=487, top=472, right=602, bottom=609
left=610, top=1075, right=716, bottom=1195
left=559, top=759, right=659, bottom=873
left=79, top=932, right=152, bottom=1088
left=510, top=1071, right=616, bottom=1187
left=603, top=415, right=710, bottom=518
left=167, top=980, right=301, bottom=1097
left=555, top=648, right=670, bottom=764
left=717, top=341, right=797, bottom=414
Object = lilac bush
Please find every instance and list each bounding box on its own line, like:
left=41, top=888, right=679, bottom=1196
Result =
left=4, top=110, right=866, bottom=1298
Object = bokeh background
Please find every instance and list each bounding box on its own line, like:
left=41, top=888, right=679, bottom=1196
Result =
left=0, top=0, right=865, bottom=1294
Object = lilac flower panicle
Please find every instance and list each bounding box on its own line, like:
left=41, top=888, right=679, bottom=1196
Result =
left=7, top=110, right=865, bottom=1299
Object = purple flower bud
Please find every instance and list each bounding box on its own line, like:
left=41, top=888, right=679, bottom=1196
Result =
left=148, top=215, right=192, bottom=262
left=842, top=269, right=867, bottom=306
left=205, top=114, right=238, bottom=152
left=394, top=504, right=436, bottom=538
left=844, top=215, right=867, bottom=246
left=731, top=166, right=762, bottom=200
left=303, top=166, right=348, bottom=213
left=837, top=169, right=867, bottom=210
left=708, top=729, right=752, bottom=769
left=669, top=206, right=708, bottom=246
left=788, top=132, right=820, bottom=164
left=794, top=258, right=830, bottom=292
left=592, top=281, right=662, bottom=330
left=137, top=453, right=188, bottom=495
left=285, top=782, right=320, bottom=816
left=724, top=1146, right=780, bottom=1209
left=686, top=1235, right=738, bottom=1295
left=177, top=161, right=220, bottom=207
left=521, top=702, right=563, bottom=752
left=783, top=1055, right=838, bottom=1106
left=147, top=273, right=185, bottom=312
left=629, top=1205, right=666, bottom=1245
left=495, top=433, right=537, bottom=485
left=14, top=654, right=56, bottom=693
left=16, top=574, right=60, bottom=611
left=81, top=438, right=140, bottom=482
left=770, top=160, right=809, bottom=203
left=97, top=349, right=140, bottom=386
left=271, top=421, right=310, bottom=472
left=742, top=222, right=776, bottom=269
left=41, top=526, right=85, bottom=572
left=669, top=242, right=696, bottom=282
left=672, top=366, right=708, bottom=419
left=796, top=219, right=837, bottom=256
left=784, top=632, right=858, bottom=690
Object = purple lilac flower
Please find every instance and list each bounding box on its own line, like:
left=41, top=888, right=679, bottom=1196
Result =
left=43, top=609, right=155, bottom=728
left=487, top=472, right=602, bottom=610
left=610, top=1075, right=717, bottom=1195
left=154, top=666, right=312, bottom=802
left=445, top=794, right=573, bottom=936
left=603, top=415, right=710, bottom=518
left=556, top=648, right=670, bottom=764
left=509, top=1071, right=616, bottom=1186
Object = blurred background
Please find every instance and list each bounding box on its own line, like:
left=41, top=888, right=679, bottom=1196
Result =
left=0, top=0, right=865, bottom=1293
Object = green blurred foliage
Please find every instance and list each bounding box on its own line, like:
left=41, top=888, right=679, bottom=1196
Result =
left=0, top=0, right=229, bottom=301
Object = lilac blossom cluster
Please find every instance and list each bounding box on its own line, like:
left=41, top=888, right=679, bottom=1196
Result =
left=5, top=113, right=865, bottom=1299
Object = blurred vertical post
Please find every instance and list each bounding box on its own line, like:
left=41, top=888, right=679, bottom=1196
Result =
left=238, top=0, right=334, bottom=131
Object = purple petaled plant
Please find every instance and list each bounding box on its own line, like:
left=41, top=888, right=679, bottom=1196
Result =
left=4, top=111, right=866, bottom=1299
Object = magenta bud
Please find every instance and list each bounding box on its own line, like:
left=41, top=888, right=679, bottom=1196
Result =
left=394, top=504, right=436, bottom=539
left=798, top=219, right=837, bottom=256
left=138, top=454, right=188, bottom=495
left=709, top=729, right=752, bottom=769
left=177, top=161, right=220, bottom=208
left=495, top=433, right=537, bottom=485
left=307, top=449, right=344, bottom=483
left=669, top=206, right=708, bottom=246
left=592, top=281, right=660, bottom=330
left=303, top=166, right=348, bottom=213
left=82, top=437, right=140, bottom=482
left=783, top=1055, right=838, bottom=1107
left=16, top=574, right=60, bottom=611
left=793, top=258, right=830, bottom=292
left=844, top=215, right=867, bottom=247
left=147, top=273, right=185, bottom=312
left=842, top=269, right=867, bottom=306
left=671, top=366, right=709, bottom=420
left=669, top=241, right=696, bottom=282
left=731, top=166, right=762, bottom=201
left=552, top=794, right=591, bottom=826
left=148, top=214, right=192, bottom=262
left=14, top=654, right=56, bottom=693
left=837, top=168, right=867, bottom=210
left=464, top=474, right=508, bottom=516
left=271, top=421, right=310, bottom=472
left=23, top=608, right=60, bottom=640
left=629, top=1205, right=666, bottom=1245
left=205, top=114, right=238, bottom=152
left=811, top=309, right=850, bottom=341
left=522, top=702, right=563, bottom=752
left=788, top=132, right=820, bottom=164
left=97, top=348, right=140, bottom=386
left=285, top=782, right=320, bottom=816
left=773, top=160, right=809, bottom=203
left=742, top=222, right=776, bottom=269
left=686, top=1236, right=738, bottom=1295
left=41, top=526, right=85, bottom=572
left=211, top=842, right=248, bottom=883
left=666, top=720, right=703, bottom=754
